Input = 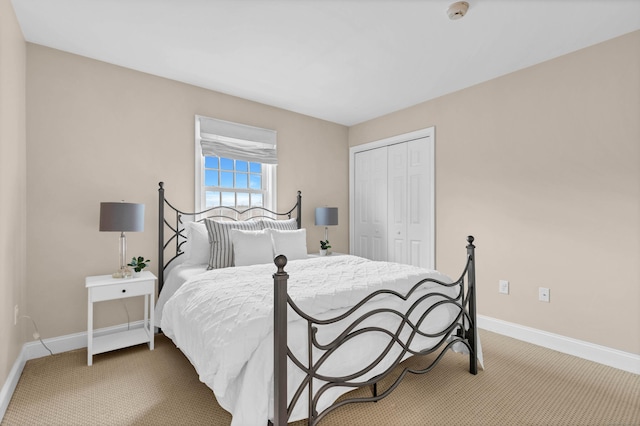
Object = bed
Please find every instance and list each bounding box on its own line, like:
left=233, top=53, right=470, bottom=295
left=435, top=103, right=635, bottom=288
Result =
left=156, top=182, right=480, bottom=426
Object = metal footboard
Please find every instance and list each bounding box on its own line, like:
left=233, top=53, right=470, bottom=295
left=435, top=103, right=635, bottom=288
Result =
left=271, top=236, right=477, bottom=426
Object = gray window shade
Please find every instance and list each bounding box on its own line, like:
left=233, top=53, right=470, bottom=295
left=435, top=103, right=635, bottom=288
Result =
left=198, top=116, right=277, bottom=164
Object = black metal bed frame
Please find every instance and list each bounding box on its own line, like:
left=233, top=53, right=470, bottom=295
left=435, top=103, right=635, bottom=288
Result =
left=157, top=181, right=302, bottom=293
left=270, top=237, right=477, bottom=426
left=157, top=182, right=477, bottom=426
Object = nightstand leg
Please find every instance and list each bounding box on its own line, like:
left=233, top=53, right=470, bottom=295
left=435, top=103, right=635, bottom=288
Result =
left=144, top=294, right=149, bottom=331
left=87, top=293, right=93, bottom=366
left=148, top=294, right=155, bottom=350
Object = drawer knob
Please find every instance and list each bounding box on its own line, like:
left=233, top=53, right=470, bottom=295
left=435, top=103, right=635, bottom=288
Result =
left=122, top=289, right=126, bottom=293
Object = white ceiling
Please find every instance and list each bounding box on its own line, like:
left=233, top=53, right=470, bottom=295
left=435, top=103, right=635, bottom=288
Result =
left=11, top=0, right=640, bottom=126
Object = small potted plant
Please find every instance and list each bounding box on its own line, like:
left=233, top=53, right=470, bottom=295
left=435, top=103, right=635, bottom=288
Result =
left=319, top=240, right=331, bottom=256
left=128, top=256, right=150, bottom=277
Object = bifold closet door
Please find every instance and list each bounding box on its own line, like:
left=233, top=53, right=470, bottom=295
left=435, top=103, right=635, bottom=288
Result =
left=353, top=146, right=387, bottom=261
left=387, top=143, right=407, bottom=264
left=353, top=136, right=434, bottom=269
left=388, top=139, right=433, bottom=268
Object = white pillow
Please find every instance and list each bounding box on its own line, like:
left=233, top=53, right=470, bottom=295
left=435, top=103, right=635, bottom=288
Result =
left=269, top=228, right=308, bottom=261
left=183, top=222, right=210, bottom=265
left=229, top=229, right=274, bottom=267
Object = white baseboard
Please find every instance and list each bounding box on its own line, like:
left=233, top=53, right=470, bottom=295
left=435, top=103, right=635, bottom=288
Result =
left=23, top=320, right=147, bottom=360
left=478, top=315, right=640, bottom=375
left=0, top=345, right=26, bottom=421
left=0, top=321, right=146, bottom=421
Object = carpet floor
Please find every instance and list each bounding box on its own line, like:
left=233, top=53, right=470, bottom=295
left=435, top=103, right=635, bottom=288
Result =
left=2, top=330, right=638, bottom=425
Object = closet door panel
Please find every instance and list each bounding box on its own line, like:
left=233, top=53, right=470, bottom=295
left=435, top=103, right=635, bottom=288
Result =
left=409, top=240, right=422, bottom=267
left=407, top=138, right=433, bottom=269
left=354, top=147, right=387, bottom=261
left=387, top=143, right=408, bottom=264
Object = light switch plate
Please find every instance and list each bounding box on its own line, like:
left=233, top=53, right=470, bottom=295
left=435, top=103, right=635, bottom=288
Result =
left=539, top=287, right=550, bottom=302
left=499, top=280, right=509, bottom=295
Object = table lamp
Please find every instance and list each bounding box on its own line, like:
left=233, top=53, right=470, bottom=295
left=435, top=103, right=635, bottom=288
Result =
left=315, top=207, right=338, bottom=243
left=99, top=202, right=145, bottom=278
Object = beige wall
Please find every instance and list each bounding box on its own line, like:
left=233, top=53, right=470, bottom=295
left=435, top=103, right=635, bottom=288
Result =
left=0, top=0, right=27, bottom=386
left=25, top=44, right=349, bottom=336
left=349, top=31, right=640, bottom=354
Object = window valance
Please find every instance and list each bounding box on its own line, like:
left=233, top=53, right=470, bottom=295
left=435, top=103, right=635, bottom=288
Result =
left=197, top=116, right=277, bottom=164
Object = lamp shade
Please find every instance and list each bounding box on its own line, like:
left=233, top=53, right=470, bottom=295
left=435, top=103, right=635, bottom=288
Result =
left=99, top=202, right=145, bottom=232
left=315, top=207, right=338, bottom=226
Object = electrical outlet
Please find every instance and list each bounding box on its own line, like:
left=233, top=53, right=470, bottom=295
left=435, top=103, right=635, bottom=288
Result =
left=539, top=287, right=550, bottom=302
left=499, top=280, right=509, bottom=295
left=14, top=305, right=19, bottom=325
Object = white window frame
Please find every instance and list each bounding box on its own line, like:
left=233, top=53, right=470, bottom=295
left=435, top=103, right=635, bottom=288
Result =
left=195, top=116, right=277, bottom=213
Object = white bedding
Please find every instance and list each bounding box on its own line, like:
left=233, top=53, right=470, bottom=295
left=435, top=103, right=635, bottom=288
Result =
left=161, top=255, right=478, bottom=425
left=154, top=263, right=207, bottom=328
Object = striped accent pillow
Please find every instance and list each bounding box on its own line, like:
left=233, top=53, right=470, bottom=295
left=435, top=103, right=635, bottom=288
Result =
left=204, top=219, right=261, bottom=269
left=260, top=217, right=299, bottom=231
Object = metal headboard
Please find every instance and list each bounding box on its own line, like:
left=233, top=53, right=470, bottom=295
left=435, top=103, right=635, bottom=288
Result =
left=157, top=181, right=302, bottom=293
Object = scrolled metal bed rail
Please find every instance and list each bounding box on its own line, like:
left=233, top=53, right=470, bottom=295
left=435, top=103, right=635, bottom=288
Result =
left=270, top=236, right=477, bottom=426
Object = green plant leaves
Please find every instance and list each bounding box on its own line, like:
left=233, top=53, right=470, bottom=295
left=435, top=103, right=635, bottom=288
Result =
left=127, top=256, right=151, bottom=272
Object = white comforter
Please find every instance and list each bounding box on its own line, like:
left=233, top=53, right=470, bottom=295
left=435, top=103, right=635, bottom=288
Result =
left=154, top=263, right=206, bottom=328
left=161, top=255, right=464, bottom=425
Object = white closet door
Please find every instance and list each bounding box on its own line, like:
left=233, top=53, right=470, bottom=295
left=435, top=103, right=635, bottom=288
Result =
left=353, top=147, right=388, bottom=261
left=406, top=138, right=434, bottom=269
left=387, top=143, right=408, bottom=264
left=350, top=127, right=434, bottom=269
left=386, top=138, right=433, bottom=268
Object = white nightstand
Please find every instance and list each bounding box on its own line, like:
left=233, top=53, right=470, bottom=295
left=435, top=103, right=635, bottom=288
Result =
left=86, top=271, right=156, bottom=366
left=308, top=252, right=347, bottom=258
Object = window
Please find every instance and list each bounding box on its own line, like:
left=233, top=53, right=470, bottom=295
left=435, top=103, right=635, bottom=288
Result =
left=195, top=116, right=277, bottom=213
left=202, top=156, right=265, bottom=209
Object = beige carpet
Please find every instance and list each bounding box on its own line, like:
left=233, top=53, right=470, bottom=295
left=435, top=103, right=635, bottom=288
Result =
left=2, top=330, right=639, bottom=426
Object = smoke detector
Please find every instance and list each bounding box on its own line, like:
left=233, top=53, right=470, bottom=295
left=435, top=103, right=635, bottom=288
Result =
left=447, top=1, right=469, bottom=20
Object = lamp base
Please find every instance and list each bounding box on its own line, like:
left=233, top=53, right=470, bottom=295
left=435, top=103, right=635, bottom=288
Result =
left=111, top=232, right=133, bottom=278
left=112, top=267, right=132, bottom=279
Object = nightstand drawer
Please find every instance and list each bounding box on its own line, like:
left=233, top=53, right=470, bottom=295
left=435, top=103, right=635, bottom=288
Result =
left=90, top=280, right=153, bottom=302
